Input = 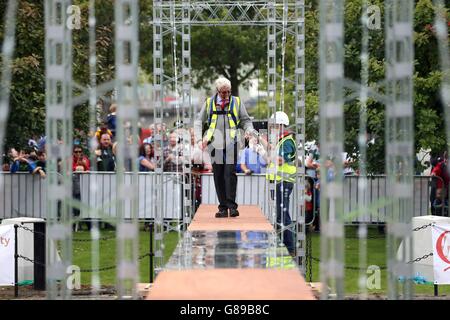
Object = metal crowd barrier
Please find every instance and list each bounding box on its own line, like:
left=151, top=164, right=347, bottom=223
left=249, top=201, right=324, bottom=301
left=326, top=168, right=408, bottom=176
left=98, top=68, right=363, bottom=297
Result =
left=0, top=172, right=443, bottom=223
left=0, top=172, right=184, bottom=220
left=201, top=174, right=439, bottom=224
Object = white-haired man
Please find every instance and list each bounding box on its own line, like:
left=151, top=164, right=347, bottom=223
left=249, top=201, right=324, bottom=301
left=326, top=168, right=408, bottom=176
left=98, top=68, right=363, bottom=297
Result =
left=194, top=77, right=256, bottom=218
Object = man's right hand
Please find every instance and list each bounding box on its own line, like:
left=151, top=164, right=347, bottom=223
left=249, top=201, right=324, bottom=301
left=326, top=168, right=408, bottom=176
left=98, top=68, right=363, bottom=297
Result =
left=198, top=138, right=208, bottom=151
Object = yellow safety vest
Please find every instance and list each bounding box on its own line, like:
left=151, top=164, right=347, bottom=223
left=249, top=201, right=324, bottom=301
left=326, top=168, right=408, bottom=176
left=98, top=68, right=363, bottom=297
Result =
left=205, top=96, right=240, bottom=142
left=265, top=255, right=296, bottom=269
left=266, top=134, right=297, bottom=183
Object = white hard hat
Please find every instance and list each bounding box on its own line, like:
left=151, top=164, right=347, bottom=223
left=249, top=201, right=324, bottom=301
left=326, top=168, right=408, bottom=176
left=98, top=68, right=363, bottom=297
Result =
left=270, top=111, right=289, bottom=126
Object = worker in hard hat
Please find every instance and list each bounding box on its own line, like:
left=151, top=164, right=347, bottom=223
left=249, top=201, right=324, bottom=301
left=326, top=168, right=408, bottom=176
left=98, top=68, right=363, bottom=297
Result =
left=262, top=111, right=297, bottom=257
left=194, top=77, right=257, bottom=218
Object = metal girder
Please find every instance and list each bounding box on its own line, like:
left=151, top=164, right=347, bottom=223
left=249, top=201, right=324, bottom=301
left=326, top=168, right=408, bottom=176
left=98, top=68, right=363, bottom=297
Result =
left=357, top=0, right=371, bottom=300
left=266, top=0, right=277, bottom=232
left=151, top=1, right=303, bottom=26
left=114, top=0, right=140, bottom=299
left=385, top=0, right=415, bottom=300
left=294, top=0, right=306, bottom=275
left=319, top=0, right=345, bottom=300
left=153, top=0, right=166, bottom=275
left=45, top=0, right=74, bottom=300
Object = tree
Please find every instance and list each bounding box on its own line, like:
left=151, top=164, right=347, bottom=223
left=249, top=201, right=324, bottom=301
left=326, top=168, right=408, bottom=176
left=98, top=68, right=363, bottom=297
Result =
left=1, top=1, right=46, bottom=151
left=191, top=25, right=266, bottom=96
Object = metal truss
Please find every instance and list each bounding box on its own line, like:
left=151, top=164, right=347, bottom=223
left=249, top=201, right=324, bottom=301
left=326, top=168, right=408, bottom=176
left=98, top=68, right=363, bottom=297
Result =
left=152, top=0, right=195, bottom=274
left=180, top=1, right=194, bottom=232
left=293, top=0, right=306, bottom=275
left=319, top=0, right=345, bottom=300
left=152, top=1, right=303, bottom=26
left=45, top=0, right=74, bottom=299
left=153, top=0, right=168, bottom=275
left=152, top=0, right=306, bottom=275
left=267, top=0, right=277, bottom=231
left=114, top=0, right=140, bottom=299
left=385, top=0, right=415, bottom=300
left=357, top=0, right=370, bottom=300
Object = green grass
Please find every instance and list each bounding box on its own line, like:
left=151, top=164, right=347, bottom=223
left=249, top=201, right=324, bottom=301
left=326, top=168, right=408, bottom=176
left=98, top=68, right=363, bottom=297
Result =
left=71, top=224, right=450, bottom=296
left=307, top=226, right=450, bottom=296
left=72, top=225, right=180, bottom=285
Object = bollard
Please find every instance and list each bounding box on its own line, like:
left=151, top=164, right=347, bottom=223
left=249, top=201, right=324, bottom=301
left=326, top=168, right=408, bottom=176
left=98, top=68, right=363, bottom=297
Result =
left=34, top=222, right=46, bottom=290
left=14, top=224, right=18, bottom=298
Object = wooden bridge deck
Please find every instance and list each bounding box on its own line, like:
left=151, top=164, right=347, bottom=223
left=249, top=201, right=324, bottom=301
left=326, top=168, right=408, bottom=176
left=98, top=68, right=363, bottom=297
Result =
left=146, top=204, right=315, bottom=300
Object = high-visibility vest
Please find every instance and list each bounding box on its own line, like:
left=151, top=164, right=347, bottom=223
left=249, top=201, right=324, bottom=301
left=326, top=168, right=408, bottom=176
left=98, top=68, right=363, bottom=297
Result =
left=205, top=95, right=240, bottom=142
left=265, top=255, right=296, bottom=268
left=266, top=134, right=297, bottom=183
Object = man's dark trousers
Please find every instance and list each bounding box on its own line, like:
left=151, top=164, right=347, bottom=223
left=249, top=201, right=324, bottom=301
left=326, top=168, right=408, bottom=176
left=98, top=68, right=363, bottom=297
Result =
left=211, top=143, right=238, bottom=212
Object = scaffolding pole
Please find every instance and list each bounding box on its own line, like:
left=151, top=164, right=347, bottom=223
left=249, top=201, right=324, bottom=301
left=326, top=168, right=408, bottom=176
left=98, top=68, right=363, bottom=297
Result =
left=319, top=0, right=345, bottom=300
left=294, top=0, right=306, bottom=275
left=45, top=0, right=74, bottom=300
left=385, top=0, right=415, bottom=300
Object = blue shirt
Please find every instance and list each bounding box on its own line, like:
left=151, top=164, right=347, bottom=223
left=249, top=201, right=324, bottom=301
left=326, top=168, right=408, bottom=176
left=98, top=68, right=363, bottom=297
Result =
left=239, top=147, right=267, bottom=174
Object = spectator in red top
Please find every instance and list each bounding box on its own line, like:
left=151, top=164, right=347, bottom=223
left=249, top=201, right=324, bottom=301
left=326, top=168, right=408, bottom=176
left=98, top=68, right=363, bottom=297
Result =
left=305, top=179, right=314, bottom=227
left=431, top=154, right=449, bottom=202
left=72, top=145, right=90, bottom=172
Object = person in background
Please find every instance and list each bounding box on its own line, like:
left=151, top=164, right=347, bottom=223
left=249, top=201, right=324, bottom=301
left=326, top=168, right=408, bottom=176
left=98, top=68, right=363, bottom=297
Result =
left=313, top=169, right=321, bottom=232
left=2, top=153, right=10, bottom=172
left=431, top=153, right=449, bottom=216
left=305, top=179, right=314, bottom=231
left=72, top=146, right=90, bottom=172
left=139, top=143, right=155, bottom=172
left=263, top=111, right=297, bottom=257
left=107, top=103, right=117, bottom=138
left=95, top=132, right=116, bottom=172
left=9, top=147, right=46, bottom=178
left=72, top=145, right=90, bottom=232
left=305, top=142, right=320, bottom=179
left=240, top=135, right=267, bottom=175
left=163, top=131, right=184, bottom=172
left=36, top=151, right=47, bottom=173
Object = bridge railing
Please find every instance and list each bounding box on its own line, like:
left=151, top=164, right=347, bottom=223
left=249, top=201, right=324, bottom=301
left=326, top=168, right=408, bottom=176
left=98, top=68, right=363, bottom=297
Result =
left=0, top=172, right=441, bottom=223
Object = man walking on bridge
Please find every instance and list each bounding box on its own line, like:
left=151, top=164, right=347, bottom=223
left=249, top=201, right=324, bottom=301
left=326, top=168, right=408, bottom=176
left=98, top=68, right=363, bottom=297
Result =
left=195, top=77, right=256, bottom=218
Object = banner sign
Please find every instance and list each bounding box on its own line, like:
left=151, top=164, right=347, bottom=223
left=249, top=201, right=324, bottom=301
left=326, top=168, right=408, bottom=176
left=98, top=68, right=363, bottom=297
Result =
left=0, top=224, right=15, bottom=286
left=432, top=223, right=450, bottom=284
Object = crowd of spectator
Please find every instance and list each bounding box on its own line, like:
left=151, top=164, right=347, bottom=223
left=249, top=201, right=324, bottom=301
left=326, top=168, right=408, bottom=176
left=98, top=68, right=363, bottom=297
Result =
left=0, top=102, right=360, bottom=233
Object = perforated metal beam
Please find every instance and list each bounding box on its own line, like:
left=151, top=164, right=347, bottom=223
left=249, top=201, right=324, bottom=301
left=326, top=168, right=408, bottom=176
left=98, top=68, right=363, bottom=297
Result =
left=319, top=0, right=345, bottom=300
left=385, top=0, right=414, bottom=300
left=114, top=0, right=141, bottom=299
left=293, top=0, right=306, bottom=275
left=152, top=0, right=166, bottom=275
left=45, top=0, right=74, bottom=299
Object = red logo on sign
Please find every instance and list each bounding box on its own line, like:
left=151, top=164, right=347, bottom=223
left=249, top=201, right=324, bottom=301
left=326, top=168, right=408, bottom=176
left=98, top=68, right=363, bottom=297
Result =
left=436, top=230, right=450, bottom=272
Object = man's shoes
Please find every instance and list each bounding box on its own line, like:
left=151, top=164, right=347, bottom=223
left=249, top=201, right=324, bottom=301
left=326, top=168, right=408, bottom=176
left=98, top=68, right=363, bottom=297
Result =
left=229, top=208, right=239, bottom=217
left=215, top=210, right=228, bottom=218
